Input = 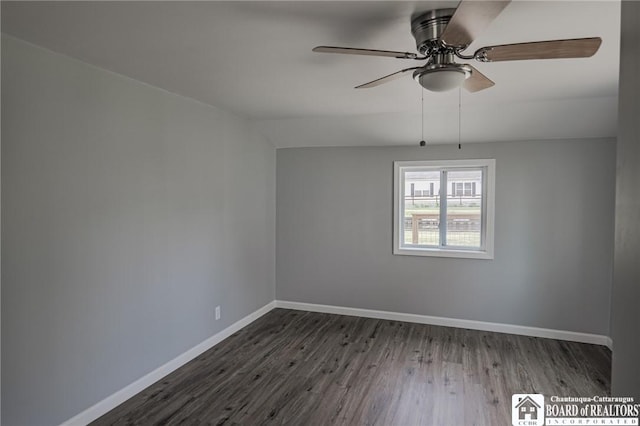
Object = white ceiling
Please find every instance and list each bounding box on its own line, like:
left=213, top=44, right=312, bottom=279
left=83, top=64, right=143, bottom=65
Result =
left=2, top=1, right=620, bottom=147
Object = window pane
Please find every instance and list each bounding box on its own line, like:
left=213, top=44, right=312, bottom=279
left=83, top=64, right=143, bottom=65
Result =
left=446, top=169, right=482, bottom=248
left=403, top=170, right=440, bottom=246
left=464, top=182, right=472, bottom=196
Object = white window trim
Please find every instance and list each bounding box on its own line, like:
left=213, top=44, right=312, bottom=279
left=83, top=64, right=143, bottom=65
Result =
left=393, top=159, right=495, bottom=260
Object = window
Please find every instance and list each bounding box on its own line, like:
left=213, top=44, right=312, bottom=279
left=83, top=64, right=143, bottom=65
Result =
left=452, top=182, right=475, bottom=197
left=393, top=159, right=495, bottom=259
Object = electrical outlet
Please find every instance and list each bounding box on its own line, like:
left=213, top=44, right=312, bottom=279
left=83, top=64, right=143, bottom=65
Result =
left=215, top=306, right=221, bottom=320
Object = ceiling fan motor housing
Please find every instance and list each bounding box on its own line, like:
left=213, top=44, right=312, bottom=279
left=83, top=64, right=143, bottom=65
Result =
left=410, top=9, right=456, bottom=55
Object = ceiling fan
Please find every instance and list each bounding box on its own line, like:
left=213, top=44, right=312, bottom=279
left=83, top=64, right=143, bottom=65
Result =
left=312, top=0, right=602, bottom=93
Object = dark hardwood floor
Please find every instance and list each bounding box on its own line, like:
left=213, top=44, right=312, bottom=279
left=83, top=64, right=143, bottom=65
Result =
left=93, top=309, right=611, bottom=425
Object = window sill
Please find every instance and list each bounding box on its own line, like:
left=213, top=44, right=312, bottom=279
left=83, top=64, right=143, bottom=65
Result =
left=394, top=246, right=494, bottom=260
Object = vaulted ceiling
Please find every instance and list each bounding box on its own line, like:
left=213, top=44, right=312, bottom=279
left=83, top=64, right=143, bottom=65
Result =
left=2, top=1, right=620, bottom=147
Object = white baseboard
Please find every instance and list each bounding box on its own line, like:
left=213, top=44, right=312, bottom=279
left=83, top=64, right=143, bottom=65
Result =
left=60, top=301, right=277, bottom=426
left=275, top=300, right=613, bottom=349
left=60, top=298, right=612, bottom=425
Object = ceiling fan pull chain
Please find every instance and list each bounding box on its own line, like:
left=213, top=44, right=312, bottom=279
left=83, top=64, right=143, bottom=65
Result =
left=458, top=88, right=462, bottom=150
left=419, top=88, right=427, bottom=147
left=422, top=89, right=425, bottom=143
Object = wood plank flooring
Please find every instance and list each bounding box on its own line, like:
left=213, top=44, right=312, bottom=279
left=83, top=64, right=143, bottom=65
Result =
left=92, top=309, right=611, bottom=425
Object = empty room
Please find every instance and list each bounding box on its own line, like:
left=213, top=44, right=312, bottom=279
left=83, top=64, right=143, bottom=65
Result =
left=2, top=1, right=639, bottom=425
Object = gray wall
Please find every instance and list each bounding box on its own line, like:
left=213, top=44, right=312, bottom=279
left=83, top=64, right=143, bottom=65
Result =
left=1, top=35, right=275, bottom=425
left=611, top=1, right=640, bottom=399
left=277, top=139, right=615, bottom=335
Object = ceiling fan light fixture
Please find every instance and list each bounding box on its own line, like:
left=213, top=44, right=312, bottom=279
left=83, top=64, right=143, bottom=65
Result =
left=413, top=65, right=471, bottom=92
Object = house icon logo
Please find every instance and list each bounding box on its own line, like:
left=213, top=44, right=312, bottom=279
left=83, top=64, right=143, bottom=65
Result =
left=512, top=394, right=544, bottom=426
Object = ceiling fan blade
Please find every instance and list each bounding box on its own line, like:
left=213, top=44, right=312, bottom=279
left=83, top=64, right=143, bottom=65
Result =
left=313, top=46, right=419, bottom=59
left=481, top=37, right=602, bottom=62
left=441, top=0, right=511, bottom=48
left=463, top=65, right=495, bottom=92
left=355, top=67, right=421, bottom=89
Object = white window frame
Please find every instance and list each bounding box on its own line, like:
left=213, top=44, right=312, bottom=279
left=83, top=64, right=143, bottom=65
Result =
left=393, top=159, right=495, bottom=260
